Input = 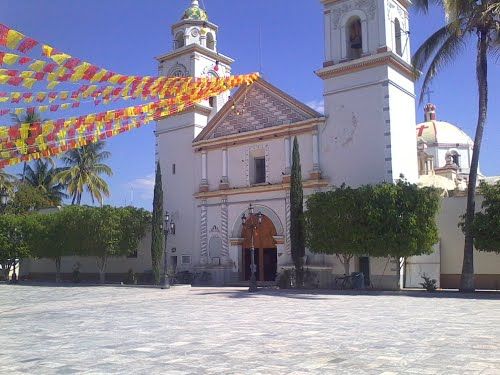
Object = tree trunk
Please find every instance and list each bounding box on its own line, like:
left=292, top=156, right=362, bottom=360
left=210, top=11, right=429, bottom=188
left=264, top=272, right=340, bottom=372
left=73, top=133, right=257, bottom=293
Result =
left=460, top=30, right=488, bottom=293
left=55, top=257, right=61, bottom=283
left=99, top=270, right=105, bottom=284
left=2, top=264, right=11, bottom=281
left=96, top=256, right=107, bottom=284
left=338, top=254, right=351, bottom=275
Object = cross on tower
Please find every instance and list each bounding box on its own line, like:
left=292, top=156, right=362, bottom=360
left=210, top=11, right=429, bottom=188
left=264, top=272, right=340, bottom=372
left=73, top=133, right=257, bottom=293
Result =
left=423, top=88, right=434, bottom=104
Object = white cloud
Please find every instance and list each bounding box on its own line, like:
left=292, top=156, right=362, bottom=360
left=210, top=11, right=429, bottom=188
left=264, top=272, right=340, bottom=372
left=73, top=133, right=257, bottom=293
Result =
left=126, top=173, right=155, bottom=202
left=306, top=99, right=325, bottom=114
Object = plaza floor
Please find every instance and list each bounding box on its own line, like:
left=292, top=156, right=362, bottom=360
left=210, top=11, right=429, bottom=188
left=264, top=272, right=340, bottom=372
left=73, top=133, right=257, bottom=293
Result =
left=0, top=285, right=499, bottom=374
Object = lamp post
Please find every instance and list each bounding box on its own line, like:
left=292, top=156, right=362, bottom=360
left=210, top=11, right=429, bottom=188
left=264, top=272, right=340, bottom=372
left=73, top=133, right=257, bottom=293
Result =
left=162, top=211, right=175, bottom=289
left=0, top=187, right=8, bottom=214
left=241, top=203, right=263, bottom=293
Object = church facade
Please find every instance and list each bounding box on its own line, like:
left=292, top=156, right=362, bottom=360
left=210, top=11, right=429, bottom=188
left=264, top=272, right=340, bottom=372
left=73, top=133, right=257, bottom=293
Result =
left=20, top=0, right=500, bottom=289
left=155, top=0, right=418, bottom=289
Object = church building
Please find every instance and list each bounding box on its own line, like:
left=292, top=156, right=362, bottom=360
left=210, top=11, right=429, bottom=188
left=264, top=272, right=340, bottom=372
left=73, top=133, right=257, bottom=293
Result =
left=21, top=0, right=500, bottom=290
left=155, top=0, right=418, bottom=289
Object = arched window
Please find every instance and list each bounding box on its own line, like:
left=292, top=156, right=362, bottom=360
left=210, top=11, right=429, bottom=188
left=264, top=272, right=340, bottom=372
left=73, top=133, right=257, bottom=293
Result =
left=207, top=32, right=215, bottom=50
left=347, top=17, right=363, bottom=59
left=175, top=32, right=185, bottom=49
left=394, top=18, right=403, bottom=57
left=451, top=151, right=461, bottom=167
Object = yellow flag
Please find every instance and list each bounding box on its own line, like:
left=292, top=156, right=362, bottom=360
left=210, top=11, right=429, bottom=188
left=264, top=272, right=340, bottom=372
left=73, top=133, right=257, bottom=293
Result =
left=3, top=53, right=19, bottom=65
left=6, top=29, right=24, bottom=49
left=42, top=45, right=54, bottom=57
left=29, top=60, right=46, bottom=72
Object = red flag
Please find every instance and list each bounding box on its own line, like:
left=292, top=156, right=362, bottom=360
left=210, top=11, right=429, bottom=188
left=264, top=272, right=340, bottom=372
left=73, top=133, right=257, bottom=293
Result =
left=17, top=38, right=38, bottom=53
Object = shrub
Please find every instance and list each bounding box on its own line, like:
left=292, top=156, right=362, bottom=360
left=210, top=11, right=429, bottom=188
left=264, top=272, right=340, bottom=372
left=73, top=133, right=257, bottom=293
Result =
left=124, top=268, right=137, bottom=285
left=420, top=273, right=437, bottom=292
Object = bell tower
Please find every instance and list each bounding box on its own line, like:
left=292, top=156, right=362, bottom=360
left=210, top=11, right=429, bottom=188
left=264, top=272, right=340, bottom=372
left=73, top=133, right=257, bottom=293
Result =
left=317, top=0, right=418, bottom=185
left=155, top=0, right=234, bottom=265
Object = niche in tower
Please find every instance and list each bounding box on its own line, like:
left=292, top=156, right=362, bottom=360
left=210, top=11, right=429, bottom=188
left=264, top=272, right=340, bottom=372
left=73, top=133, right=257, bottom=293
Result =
left=347, top=17, right=363, bottom=59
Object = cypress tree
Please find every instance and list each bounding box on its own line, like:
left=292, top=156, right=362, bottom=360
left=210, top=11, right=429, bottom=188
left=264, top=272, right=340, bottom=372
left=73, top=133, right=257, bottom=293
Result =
left=151, top=162, right=164, bottom=285
left=290, top=137, right=305, bottom=287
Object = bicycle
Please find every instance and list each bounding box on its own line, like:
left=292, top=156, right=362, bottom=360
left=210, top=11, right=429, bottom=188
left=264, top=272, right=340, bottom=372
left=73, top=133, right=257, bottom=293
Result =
left=335, top=275, right=354, bottom=290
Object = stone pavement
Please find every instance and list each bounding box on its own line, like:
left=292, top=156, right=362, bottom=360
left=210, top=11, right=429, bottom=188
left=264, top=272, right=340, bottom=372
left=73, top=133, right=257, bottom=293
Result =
left=0, top=285, right=499, bottom=374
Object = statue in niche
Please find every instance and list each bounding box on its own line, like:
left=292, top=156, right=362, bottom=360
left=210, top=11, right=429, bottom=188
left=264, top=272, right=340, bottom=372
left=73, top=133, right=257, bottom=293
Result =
left=349, top=18, right=363, bottom=59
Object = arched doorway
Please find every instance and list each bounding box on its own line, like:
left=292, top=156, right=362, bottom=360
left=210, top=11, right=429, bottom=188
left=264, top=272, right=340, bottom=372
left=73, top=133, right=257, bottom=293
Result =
left=241, top=215, right=277, bottom=282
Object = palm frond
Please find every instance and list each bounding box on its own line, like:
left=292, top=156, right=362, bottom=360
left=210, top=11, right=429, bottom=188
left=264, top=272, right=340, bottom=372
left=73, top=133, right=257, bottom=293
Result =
left=419, top=32, right=467, bottom=104
left=412, top=20, right=462, bottom=76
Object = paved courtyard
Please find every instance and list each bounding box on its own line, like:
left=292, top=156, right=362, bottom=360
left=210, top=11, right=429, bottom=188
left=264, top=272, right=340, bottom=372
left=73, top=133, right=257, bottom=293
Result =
left=0, top=285, right=499, bottom=374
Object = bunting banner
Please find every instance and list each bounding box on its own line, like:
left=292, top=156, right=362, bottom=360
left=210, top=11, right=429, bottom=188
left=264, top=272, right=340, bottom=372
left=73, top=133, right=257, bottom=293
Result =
left=0, top=72, right=260, bottom=168
left=0, top=22, right=261, bottom=169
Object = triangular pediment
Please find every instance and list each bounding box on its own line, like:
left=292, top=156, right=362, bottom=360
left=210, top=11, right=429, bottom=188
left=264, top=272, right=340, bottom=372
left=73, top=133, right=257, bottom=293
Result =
left=194, top=79, right=322, bottom=142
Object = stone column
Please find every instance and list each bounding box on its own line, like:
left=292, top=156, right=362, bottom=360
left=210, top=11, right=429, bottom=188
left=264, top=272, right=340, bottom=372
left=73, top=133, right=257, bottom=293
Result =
left=220, top=148, right=229, bottom=190
left=200, top=200, right=208, bottom=264
left=285, top=192, right=291, bottom=256
left=283, top=137, right=291, bottom=183
left=221, top=197, right=230, bottom=265
left=310, top=130, right=322, bottom=180
left=200, top=151, right=209, bottom=192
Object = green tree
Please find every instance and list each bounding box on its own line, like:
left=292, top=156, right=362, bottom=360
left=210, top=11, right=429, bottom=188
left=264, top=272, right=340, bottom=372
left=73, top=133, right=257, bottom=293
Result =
left=27, top=209, right=80, bottom=283
left=305, top=185, right=371, bottom=275
left=290, top=137, right=305, bottom=287
left=151, top=163, right=164, bottom=285
left=471, top=182, right=500, bottom=254
left=6, top=184, right=53, bottom=214
left=367, top=180, right=441, bottom=276
left=0, top=169, right=16, bottom=197
left=23, top=159, right=67, bottom=206
left=76, top=206, right=149, bottom=284
left=55, top=142, right=113, bottom=205
left=412, top=0, right=499, bottom=291
left=0, top=214, right=31, bottom=281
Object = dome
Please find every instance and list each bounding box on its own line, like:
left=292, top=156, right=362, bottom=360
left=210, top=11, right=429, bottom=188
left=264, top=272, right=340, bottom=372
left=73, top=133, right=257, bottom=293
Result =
left=181, top=0, right=208, bottom=21
left=416, top=120, right=473, bottom=146
left=416, top=104, right=473, bottom=146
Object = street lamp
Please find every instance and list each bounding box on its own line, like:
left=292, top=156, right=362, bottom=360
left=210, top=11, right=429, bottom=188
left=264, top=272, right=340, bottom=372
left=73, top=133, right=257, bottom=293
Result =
left=162, top=211, right=175, bottom=289
left=0, top=187, right=8, bottom=213
left=241, top=203, right=263, bottom=293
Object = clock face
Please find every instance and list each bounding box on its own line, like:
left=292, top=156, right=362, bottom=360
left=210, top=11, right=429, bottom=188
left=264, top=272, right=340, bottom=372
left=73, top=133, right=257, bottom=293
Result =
left=191, top=28, right=200, bottom=37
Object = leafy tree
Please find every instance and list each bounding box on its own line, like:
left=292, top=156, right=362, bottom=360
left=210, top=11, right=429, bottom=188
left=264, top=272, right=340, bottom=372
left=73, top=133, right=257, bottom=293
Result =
left=76, top=206, right=149, bottom=284
left=366, top=180, right=441, bottom=274
left=23, top=159, right=67, bottom=206
left=305, top=185, right=371, bottom=275
left=471, top=182, right=500, bottom=254
left=151, top=163, right=164, bottom=285
left=0, top=169, right=16, bottom=197
left=6, top=184, right=53, bottom=214
left=0, top=214, right=31, bottom=281
left=290, top=137, right=305, bottom=287
left=55, top=142, right=113, bottom=205
left=27, top=209, right=79, bottom=282
left=412, top=1, right=499, bottom=291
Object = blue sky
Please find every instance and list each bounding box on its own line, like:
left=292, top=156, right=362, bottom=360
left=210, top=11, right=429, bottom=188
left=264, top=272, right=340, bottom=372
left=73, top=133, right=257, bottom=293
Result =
left=1, top=0, right=499, bottom=210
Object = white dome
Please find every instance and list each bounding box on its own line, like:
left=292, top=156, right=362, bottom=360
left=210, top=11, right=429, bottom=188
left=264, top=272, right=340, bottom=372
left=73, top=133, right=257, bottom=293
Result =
left=416, top=120, right=473, bottom=146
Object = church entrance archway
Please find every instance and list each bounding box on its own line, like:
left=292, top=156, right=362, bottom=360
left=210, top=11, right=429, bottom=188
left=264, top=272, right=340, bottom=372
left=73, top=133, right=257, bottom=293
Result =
left=241, top=214, right=277, bottom=282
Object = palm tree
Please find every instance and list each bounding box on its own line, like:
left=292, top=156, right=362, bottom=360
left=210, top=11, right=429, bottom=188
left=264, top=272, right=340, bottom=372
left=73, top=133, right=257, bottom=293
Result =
left=0, top=169, right=16, bottom=193
left=412, top=0, right=499, bottom=292
left=23, top=159, right=67, bottom=206
left=55, top=142, right=113, bottom=206
left=11, top=109, right=43, bottom=182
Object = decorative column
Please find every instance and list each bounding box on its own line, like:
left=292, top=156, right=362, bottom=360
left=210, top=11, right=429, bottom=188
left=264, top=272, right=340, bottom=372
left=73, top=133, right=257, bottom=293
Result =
left=200, top=200, right=208, bottom=264
left=285, top=192, right=291, bottom=256
left=283, top=137, right=291, bottom=183
left=220, top=148, right=229, bottom=190
left=200, top=151, right=209, bottom=192
left=310, top=129, right=322, bottom=180
left=221, top=197, right=230, bottom=265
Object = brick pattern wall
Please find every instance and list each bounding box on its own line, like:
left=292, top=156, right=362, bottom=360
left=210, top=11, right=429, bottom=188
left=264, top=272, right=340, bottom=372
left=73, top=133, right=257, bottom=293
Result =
left=210, top=86, right=312, bottom=139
